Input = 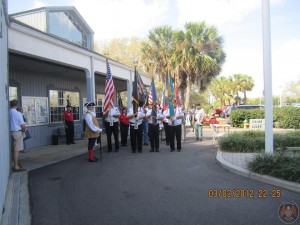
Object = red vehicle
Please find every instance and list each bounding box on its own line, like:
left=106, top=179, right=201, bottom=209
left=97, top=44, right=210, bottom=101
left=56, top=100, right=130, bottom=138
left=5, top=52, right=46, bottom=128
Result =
left=215, top=105, right=231, bottom=117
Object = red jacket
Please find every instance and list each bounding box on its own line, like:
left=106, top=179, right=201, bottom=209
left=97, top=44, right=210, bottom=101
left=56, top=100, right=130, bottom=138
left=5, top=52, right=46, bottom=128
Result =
left=119, top=114, right=129, bottom=125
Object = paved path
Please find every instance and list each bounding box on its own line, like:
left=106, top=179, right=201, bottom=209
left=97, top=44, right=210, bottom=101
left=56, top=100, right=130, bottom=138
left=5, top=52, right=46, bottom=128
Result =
left=27, top=131, right=300, bottom=225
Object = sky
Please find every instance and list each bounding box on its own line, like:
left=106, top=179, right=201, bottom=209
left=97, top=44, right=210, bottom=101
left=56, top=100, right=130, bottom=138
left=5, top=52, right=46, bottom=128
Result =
left=8, top=0, right=300, bottom=98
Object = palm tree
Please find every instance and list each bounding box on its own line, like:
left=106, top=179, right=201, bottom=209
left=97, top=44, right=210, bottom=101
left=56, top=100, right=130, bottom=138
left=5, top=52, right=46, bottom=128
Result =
left=231, top=74, right=254, bottom=104
left=171, top=22, right=225, bottom=109
left=141, top=26, right=174, bottom=85
left=242, top=75, right=254, bottom=104
left=209, top=76, right=234, bottom=106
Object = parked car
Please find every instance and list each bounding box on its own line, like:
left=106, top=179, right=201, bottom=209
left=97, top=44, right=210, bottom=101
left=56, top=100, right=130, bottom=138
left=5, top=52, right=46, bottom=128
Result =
left=219, top=105, right=232, bottom=118
left=225, top=105, right=265, bottom=117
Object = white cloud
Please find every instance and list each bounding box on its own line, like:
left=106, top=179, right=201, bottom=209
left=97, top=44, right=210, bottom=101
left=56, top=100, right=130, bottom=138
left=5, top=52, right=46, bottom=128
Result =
left=70, top=0, right=170, bottom=41
left=272, top=38, right=300, bottom=94
left=177, top=0, right=260, bottom=27
left=32, top=0, right=48, bottom=8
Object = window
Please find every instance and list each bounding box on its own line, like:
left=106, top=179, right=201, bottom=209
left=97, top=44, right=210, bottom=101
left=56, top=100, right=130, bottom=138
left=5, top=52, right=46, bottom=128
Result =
left=83, top=94, right=104, bottom=118
left=9, top=86, right=18, bottom=101
left=49, top=90, right=80, bottom=122
left=48, top=11, right=87, bottom=48
left=22, top=97, right=49, bottom=126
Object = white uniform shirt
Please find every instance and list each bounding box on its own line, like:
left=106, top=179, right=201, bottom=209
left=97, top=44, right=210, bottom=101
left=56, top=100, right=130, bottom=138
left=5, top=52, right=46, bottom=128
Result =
left=85, top=110, right=102, bottom=133
left=165, top=107, right=184, bottom=126
left=104, top=107, right=120, bottom=123
left=163, top=109, right=169, bottom=123
left=10, top=109, right=25, bottom=132
left=127, top=107, right=144, bottom=126
left=146, top=108, right=163, bottom=124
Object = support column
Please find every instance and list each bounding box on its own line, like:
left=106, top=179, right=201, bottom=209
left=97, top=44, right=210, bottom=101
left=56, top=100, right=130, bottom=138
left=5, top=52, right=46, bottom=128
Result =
left=85, top=56, right=95, bottom=102
left=127, top=70, right=133, bottom=107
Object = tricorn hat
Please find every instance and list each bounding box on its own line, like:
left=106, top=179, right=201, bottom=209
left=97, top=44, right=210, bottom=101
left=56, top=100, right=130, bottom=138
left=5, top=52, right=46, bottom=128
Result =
left=84, top=102, right=96, bottom=107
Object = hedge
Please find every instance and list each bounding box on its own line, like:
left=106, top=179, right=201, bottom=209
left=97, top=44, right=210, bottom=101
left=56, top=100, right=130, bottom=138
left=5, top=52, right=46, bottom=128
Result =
left=230, top=106, right=300, bottom=129
left=219, top=130, right=300, bottom=152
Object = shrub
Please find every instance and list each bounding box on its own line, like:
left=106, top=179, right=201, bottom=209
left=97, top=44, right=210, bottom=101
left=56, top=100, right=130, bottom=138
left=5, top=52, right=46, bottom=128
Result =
left=219, top=130, right=300, bottom=152
left=230, top=106, right=300, bottom=129
left=248, top=154, right=300, bottom=183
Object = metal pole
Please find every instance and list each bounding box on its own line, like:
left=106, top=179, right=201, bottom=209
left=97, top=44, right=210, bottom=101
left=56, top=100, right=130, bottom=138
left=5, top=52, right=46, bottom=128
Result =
left=262, top=0, right=273, bottom=154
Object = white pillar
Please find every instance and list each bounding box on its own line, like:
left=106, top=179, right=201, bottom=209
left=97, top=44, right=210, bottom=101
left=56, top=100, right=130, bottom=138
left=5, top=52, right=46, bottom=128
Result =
left=262, top=0, right=273, bottom=154
left=127, top=70, right=133, bottom=106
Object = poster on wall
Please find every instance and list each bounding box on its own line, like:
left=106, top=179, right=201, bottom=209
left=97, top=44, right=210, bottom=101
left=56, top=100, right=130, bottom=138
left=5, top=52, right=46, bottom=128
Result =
left=22, top=96, right=49, bottom=126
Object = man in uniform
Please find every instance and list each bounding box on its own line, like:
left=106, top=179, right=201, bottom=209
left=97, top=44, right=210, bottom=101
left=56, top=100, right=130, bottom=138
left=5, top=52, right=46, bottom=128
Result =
left=62, top=105, right=75, bottom=145
left=162, top=104, right=170, bottom=146
left=166, top=99, right=184, bottom=152
left=146, top=103, right=163, bottom=152
left=84, top=102, right=102, bottom=162
left=127, top=100, right=146, bottom=153
left=103, top=105, right=120, bottom=152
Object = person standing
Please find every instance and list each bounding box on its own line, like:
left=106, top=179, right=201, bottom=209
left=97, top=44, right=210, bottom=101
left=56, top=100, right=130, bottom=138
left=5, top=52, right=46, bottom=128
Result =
left=194, top=103, right=205, bottom=141
left=190, top=105, right=196, bottom=131
left=127, top=100, right=145, bottom=153
left=162, top=104, right=170, bottom=146
left=84, top=102, right=102, bottom=162
left=62, top=105, right=75, bottom=145
left=142, top=105, right=149, bottom=146
left=103, top=106, right=120, bottom=152
left=146, top=103, right=163, bottom=152
left=10, top=100, right=26, bottom=172
left=166, top=99, right=184, bottom=152
left=119, top=107, right=129, bottom=147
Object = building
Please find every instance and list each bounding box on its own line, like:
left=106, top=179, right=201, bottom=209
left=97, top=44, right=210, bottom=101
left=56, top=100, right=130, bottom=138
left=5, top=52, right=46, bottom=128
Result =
left=1, top=5, right=151, bottom=220
left=0, top=0, right=9, bottom=222
left=8, top=6, right=151, bottom=149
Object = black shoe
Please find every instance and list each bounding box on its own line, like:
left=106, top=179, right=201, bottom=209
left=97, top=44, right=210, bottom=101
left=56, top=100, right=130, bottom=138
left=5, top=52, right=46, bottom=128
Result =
left=170, top=149, right=175, bottom=152
left=155, top=149, right=159, bottom=152
left=115, top=149, right=119, bottom=152
left=132, top=151, right=136, bottom=153
left=71, top=142, right=76, bottom=144
left=150, top=149, right=154, bottom=152
left=89, top=158, right=99, bottom=162
left=196, top=137, right=199, bottom=141
left=107, top=149, right=112, bottom=153
left=66, top=143, right=70, bottom=145
left=144, top=143, right=148, bottom=146
left=138, top=150, right=142, bottom=153
left=177, top=149, right=181, bottom=152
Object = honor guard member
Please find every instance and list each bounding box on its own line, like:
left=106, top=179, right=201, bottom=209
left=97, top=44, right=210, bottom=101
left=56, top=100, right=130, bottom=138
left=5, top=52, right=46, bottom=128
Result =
left=162, top=104, right=170, bottom=146
left=84, top=102, right=102, bottom=162
left=166, top=99, right=184, bottom=152
left=146, top=103, right=163, bottom=152
left=62, top=105, right=75, bottom=145
left=103, top=105, right=120, bottom=152
left=127, top=100, right=146, bottom=153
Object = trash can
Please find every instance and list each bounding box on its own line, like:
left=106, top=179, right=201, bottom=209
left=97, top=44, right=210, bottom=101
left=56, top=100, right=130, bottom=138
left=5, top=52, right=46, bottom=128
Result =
left=52, top=134, right=59, bottom=145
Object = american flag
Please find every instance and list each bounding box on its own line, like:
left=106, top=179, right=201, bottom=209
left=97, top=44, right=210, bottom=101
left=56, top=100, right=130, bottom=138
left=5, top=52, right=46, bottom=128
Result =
left=148, top=90, right=153, bottom=105
left=103, top=59, right=115, bottom=113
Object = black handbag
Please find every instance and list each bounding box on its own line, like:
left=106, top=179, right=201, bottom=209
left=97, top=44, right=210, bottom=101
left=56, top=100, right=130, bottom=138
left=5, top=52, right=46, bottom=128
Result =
left=23, top=130, right=31, bottom=141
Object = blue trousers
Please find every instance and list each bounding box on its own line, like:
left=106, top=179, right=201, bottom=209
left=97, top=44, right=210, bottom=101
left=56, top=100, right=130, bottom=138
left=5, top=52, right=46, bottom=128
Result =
left=142, top=120, right=148, bottom=144
left=195, top=122, right=203, bottom=139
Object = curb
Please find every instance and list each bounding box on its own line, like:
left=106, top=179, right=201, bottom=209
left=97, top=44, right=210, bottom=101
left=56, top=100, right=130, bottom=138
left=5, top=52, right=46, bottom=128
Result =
left=216, top=149, right=300, bottom=194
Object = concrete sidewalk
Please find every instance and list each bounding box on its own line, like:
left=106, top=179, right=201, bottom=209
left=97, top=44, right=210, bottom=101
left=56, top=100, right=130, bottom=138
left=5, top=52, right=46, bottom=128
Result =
left=1, top=128, right=300, bottom=225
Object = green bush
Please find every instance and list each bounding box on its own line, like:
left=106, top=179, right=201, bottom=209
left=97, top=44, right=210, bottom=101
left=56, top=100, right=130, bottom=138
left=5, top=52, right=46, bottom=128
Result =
left=219, top=131, right=300, bottom=152
left=230, top=106, right=300, bottom=129
left=248, top=154, right=300, bottom=183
